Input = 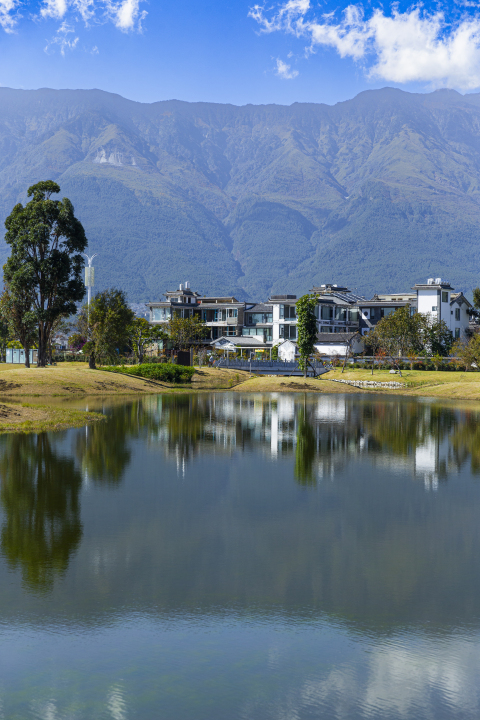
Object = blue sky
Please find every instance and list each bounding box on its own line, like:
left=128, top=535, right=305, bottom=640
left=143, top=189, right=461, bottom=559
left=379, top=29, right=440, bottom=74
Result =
left=0, top=0, right=479, bottom=106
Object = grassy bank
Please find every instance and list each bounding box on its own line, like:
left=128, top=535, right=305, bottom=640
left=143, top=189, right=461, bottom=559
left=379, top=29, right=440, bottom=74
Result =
left=2, top=362, right=480, bottom=433
left=0, top=402, right=104, bottom=434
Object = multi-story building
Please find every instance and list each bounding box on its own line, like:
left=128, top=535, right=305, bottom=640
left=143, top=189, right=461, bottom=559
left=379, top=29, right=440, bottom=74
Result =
left=146, top=277, right=472, bottom=354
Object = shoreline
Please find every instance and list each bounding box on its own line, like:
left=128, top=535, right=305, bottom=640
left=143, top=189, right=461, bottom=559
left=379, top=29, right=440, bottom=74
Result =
left=1, top=363, right=480, bottom=432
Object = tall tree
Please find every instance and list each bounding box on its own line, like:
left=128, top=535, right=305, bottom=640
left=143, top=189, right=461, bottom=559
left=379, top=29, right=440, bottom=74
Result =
left=296, top=294, right=318, bottom=377
left=0, top=287, right=37, bottom=368
left=76, top=288, right=134, bottom=368
left=128, top=317, right=167, bottom=364
left=3, top=180, right=87, bottom=367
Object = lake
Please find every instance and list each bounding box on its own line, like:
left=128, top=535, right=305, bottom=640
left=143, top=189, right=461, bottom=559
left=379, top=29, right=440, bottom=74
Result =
left=1, top=392, right=480, bottom=719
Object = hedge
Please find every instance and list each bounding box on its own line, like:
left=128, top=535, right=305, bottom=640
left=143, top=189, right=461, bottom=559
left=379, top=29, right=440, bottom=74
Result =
left=102, top=363, right=196, bottom=383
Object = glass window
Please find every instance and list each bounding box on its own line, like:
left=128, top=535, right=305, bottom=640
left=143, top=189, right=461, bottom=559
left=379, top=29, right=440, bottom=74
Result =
left=320, top=326, right=333, bottom=333
left=455, top=328, right=460, bottom=339
left=246, top=312, right=273, bottom=325
left=335, top=307, right=347, bottom=321
left=280, top=325, right=297, bottom=340
left=281, top=305, right=296, bottom=320
left=442, top=291, right=449, bottom=303
left=455, top=308, right=460, bottom=321
left=321, top=305, right=333, bottom=320
left=432, top=306, right=438, bottom=312
left=348, top=309, right=359, bottom=322
left=382, top=308, right=395, bottom=317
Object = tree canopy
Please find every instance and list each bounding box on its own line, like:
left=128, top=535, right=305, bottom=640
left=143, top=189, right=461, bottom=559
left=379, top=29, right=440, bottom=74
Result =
left=128, top=317, right=167, bottom=364
left=296, top=294, right=318, bottom=377
left=3, top=180, right=87, bottom=366
left=76, top=288, right=134, bottom=368
left=167, top=314, right=210, bottom=349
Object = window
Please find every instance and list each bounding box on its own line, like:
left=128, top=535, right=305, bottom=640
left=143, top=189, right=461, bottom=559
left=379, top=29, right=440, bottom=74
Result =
left=455, top=328, right=460, bottom=339
left=382, top=308, right=395, bottom=317
left=151, top=308, right=171, bottom=322
left=320, top=326, right=333, bottom=333
left=348, top=309, right=359, bottom=322
left=214, top=309, right=225, bottom=322
left=442, top=291, right=449, bottom=303
left=280, top=305, right=296, bottom=319
left=246, top=312, right=273, bottom=325
left=227, top=308, right=238, bottom=318
left=280, top=324, right=297, bottom=340
left=455, top=308, right=460, bottom=321
left=335, top=307, right=347, bottom=321
left=242, top=328, right=272, bottom=340
left=321, top=305, right=333, bottom=320
left=432, top=306, right=438, bottom=312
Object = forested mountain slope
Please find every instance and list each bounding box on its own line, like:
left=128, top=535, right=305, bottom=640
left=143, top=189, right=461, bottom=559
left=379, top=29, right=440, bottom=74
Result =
left=0, top=86, right=479, bottom=300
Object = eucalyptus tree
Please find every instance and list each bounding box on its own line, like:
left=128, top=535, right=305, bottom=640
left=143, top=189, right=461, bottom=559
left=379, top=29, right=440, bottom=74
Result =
left=296, top=294, right=318, bottom=377
left=3, top=180, right=87, bottom=367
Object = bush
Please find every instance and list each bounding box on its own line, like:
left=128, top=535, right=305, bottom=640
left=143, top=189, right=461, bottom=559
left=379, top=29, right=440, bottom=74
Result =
left=102, top=362, right=196, bottom=383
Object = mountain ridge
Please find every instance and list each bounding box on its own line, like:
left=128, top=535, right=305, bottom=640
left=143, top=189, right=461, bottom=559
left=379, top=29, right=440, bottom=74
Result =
left=0, top=86, right=479, bottom=301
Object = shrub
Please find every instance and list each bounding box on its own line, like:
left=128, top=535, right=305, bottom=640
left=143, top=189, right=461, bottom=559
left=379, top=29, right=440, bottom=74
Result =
left=102, top=363, right=196, bottom=383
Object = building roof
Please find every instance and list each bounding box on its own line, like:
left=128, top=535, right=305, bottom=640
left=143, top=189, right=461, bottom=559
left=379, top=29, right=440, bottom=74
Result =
left=210, top=336, right=270, bottom=348
left=245, top=303, right=273, bottom=312
left=412, top=279, right=454, bottom=290
left=358, top=300, right=409, bottom=307
left=198, top=296, right=239, bottom=304
left=451, top=292, right=473, bottom=308
left=316, top=332, right=360, bottom=343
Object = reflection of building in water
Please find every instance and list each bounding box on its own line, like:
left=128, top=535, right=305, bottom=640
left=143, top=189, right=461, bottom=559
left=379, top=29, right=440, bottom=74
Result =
left=145, top=394, right=477, bottom=485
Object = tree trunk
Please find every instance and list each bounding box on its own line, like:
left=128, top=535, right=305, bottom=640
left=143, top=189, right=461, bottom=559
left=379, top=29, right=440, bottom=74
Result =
left=24, top=345, right=30, bottom=368
left=89, top=352, right=96, bottom=369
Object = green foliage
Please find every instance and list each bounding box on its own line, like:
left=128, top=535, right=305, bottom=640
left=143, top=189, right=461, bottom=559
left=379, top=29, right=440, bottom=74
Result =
left=103, top=363, right=196, bottom=383
left=424, top=319, right=453, bottom=356
left=128, top=317, right=167, bottom=363
left=167, top=314, right=210, bottom=349
left=3, top=180, right=87, bottom=366
left=76, top=288, right=134, bottom=367
left=451, top=335, right=480, bottom=371
left=367, top=307, right=425, bottom=365
left=296, top=294, right=318, bottom=376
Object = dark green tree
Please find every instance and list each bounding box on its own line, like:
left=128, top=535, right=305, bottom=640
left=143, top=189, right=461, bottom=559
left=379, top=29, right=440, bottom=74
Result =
left=128, top=317, right=167, bottom=364
left=3, top=181, right=87, bottom=367
left=296, top=294, right=318, bottom=377
left=77, top=288, right=134, bottom=368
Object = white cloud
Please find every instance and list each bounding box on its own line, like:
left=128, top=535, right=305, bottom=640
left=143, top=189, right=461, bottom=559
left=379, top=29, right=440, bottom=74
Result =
left=41, top=0, right=68, bottom=20
left=275, top=57, right=299, bottom=79
left=104, top=0, right=147, bottom=31
left=0, top=0, right=21, bottom=32
left=45, top=20, right=79, bottom=54
left=249, top=1, right=480, bottom=90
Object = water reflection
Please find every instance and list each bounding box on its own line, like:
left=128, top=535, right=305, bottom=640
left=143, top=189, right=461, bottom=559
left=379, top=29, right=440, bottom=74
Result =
left=0, top=434, right=82, bottom=591
left=1, top=393, right=480, bottom=718
left=143, top=394, right=480, bottom=485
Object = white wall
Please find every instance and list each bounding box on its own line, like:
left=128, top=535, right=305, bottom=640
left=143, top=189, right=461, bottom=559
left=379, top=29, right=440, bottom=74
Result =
left=417, top=288, right=439, bottom=319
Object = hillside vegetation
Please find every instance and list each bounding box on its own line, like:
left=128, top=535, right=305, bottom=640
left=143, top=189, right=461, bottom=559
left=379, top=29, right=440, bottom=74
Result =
left=1, top=87, right=480, bottom=300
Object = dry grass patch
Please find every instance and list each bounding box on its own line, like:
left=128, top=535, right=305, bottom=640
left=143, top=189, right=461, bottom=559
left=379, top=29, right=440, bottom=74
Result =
left=0, top=402, right=104, bottom=434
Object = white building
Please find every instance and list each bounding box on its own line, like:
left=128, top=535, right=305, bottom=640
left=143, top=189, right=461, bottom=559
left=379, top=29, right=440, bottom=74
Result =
left=413, top=278, right=471, bottom=340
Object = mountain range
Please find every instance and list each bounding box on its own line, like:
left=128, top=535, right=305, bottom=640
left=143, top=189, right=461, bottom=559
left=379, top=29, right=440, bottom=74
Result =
left=0, top=86, right=480, bottom=301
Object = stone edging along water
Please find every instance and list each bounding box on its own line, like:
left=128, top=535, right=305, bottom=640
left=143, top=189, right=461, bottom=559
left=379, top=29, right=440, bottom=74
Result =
left=328, top=378, right=406, bottom=389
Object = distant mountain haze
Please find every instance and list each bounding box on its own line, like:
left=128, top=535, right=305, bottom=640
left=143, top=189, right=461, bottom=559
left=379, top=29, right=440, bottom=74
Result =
left=0, top=86, right=479, bottom=301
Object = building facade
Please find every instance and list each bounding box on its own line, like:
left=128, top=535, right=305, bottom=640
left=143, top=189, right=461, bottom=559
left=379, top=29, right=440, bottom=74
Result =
left=147, top=277, right=472, bottom=353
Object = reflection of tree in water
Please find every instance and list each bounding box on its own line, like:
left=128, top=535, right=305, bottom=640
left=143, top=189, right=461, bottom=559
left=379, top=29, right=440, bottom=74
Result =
left=451, top=410, right=480, bottom=474
left=0, top=433, right=82, bottom=591
left=162, top=395, right=208, bottom=461
left=295, top=405, right=317, bottom=486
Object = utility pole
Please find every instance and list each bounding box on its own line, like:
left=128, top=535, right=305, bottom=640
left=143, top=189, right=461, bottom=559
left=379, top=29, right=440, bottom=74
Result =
left=83, top=253, right=97, bottom=324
